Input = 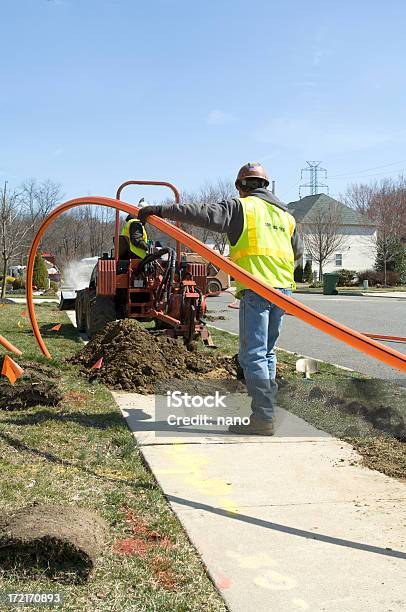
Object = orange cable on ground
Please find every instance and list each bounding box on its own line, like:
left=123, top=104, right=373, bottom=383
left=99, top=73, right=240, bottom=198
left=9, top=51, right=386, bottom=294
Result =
left=25, top=195, right=406, bottom=373
left=0, top=335, right=22, bottom=356
left=363, top=333, right=406, bottom=343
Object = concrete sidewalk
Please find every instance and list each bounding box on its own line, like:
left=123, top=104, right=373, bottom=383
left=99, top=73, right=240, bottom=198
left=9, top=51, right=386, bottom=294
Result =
left=114, top=392, right=406, bottom=612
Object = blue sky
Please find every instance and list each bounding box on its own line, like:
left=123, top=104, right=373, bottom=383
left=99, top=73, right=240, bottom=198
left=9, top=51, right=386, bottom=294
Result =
left=1, top=0, right=406, bottom=204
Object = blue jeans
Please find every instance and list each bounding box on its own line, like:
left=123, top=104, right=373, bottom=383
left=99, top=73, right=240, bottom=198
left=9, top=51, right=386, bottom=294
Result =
left=239, top=288, right=292, bottom=422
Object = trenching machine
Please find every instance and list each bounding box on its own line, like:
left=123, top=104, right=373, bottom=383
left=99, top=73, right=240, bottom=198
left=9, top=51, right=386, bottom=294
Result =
left=60, top=181, right=214, bottom=348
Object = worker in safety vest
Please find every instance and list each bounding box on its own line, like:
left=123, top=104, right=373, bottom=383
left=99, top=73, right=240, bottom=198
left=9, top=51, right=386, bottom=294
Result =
left=122, top=214, right=149, bottom=259
left=138, top=163, right=303, bottom=435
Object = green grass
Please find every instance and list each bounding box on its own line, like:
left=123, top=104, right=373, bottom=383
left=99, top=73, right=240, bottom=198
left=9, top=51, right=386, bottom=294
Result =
left=0, top=304, right=226, bottom=611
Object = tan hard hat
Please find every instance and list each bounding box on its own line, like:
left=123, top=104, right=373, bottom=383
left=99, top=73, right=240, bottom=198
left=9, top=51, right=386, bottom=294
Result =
left=235, top=162, right=270, bottom=187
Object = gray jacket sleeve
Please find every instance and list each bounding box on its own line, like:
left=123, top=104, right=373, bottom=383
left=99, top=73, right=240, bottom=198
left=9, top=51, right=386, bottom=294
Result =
left=291, top=226, right=304, bottom=266
left=160, top=198, right=243, bottom=244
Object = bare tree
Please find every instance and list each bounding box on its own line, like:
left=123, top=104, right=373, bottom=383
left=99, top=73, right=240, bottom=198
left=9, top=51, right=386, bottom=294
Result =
left=342, top=177, right=406, bottom=284
left=44, top=212, right=85, bottom=267
left=367, top=179, right=405, bottom=285
left=81, top=206, right=115, bottom=257
left=302, top=203, right=346, bottom=280
left=0, top=182, right=33, bottom=298
left=340, top=183, right=375, bottom=215
left=21, top=178, right=63, bottom=238
left=180, top=178, right=236, bottom=252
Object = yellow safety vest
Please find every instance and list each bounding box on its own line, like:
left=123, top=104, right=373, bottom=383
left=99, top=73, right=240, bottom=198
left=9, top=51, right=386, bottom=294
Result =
left=121, top=219, right=148, bottom=259
left=229, top=196, right=295, bottom=298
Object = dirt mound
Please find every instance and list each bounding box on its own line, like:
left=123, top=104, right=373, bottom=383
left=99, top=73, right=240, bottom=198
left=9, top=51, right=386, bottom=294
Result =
left=71, top=319, right=239, bottom=393
left=0, top=361, right=62, bottom=410
left=0, top=504, right=107, bottom=582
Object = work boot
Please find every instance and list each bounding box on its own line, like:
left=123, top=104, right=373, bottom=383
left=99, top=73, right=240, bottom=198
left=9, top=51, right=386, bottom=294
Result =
left=228, top=415, right=274, bottom=436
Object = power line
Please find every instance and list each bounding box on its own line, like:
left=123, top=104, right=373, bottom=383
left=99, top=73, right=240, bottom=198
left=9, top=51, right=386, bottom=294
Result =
left=328, top=167, right=405, bottom=181
left=284, top=178, right=302, bottom=195
left=328, top=158, right=406, bottom=179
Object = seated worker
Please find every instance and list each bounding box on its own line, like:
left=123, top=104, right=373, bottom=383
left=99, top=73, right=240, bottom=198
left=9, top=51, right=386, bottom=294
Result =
left=121, top=214, right=149, bottom=259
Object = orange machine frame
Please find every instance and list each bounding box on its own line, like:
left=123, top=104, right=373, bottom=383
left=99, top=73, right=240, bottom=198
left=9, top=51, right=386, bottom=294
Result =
left=115, top=180, right=181, bottom=264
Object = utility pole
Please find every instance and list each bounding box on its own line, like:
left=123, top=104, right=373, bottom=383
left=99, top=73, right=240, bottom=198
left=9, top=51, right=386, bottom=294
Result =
left=299, top=161, right=328, bottom=198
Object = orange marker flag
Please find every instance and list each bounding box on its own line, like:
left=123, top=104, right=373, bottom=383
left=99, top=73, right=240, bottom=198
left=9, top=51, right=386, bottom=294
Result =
left=51, top=324, right=62, bottom=331
left=91, top=357, right=104, bottom=370
left=1, top=355, right=24, bottom=385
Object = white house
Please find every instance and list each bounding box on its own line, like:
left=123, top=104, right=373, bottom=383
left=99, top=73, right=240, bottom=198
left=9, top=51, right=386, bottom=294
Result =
left=288, top=193, right=377, bottom=278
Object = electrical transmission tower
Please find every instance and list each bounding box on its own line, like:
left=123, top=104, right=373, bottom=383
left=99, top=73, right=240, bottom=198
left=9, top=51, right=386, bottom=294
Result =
left=299, top=161, right=329, bottom=198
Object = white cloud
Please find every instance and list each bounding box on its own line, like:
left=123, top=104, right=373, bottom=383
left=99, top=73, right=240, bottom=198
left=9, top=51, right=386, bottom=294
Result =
left=206, top=110, right=235, bottom=125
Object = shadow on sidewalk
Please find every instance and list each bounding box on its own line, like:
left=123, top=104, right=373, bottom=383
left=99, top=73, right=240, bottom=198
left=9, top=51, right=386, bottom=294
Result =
left=167, top=494, right=406, bottom=560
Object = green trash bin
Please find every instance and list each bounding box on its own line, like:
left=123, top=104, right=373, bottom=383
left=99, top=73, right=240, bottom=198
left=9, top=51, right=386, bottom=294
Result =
left=323, top=272, right=339, bottom=295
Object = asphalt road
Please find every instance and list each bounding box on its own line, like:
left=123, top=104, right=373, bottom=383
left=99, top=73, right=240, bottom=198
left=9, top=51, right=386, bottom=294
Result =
left=206, top=292, right=406, bottom=382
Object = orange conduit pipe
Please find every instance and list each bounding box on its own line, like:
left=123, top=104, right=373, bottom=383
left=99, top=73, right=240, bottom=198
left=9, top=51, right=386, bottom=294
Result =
left=26, top=196, right=406, bottom=373
left=0, top=335, right=22, bottom=356
left=363, top=333, right=406, bottom=343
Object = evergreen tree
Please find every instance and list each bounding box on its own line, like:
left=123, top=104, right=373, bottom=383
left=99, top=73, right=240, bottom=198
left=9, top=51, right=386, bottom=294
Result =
left=394, top=246, right=406, bottom=284
left=303, top=260, right=313, bottom=283
left=32, top=254, right=49, bottom=289
left=374, top=238, right=401, bottom=273
left=294, top=264, right=303, bottom=282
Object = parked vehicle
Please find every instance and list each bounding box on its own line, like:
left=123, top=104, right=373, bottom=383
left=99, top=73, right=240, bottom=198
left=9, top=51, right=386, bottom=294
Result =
left=184, top=253, right=230, bottom=295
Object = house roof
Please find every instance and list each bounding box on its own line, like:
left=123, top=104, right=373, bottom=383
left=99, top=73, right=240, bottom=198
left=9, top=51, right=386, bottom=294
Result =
left=287, top=193, right=376, bottom=226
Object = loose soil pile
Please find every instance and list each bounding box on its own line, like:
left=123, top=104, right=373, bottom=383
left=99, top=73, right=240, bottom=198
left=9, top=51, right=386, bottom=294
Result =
left=0, top=504, right=107, bottom=582
left=71, top=320, right=240, bottom=393
left=0, top=361, right=62, bottom=410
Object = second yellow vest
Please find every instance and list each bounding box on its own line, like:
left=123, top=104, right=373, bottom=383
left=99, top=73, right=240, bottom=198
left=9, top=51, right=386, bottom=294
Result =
left=122, top=219, right=148, bottom=259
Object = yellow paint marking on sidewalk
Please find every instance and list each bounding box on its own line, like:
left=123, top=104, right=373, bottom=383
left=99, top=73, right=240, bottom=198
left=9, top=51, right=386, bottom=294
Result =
left=226, top=551, right=277, bottom=569
left=164, top=443, right=241, bottom=511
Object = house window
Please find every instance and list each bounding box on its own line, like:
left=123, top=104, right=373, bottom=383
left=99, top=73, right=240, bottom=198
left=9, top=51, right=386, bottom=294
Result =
left=335, top=253, right=343, bottom=267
